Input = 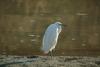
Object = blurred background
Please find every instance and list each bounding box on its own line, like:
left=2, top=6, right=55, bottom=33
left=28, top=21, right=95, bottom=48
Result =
left=0, top=0, right=100, bottom=56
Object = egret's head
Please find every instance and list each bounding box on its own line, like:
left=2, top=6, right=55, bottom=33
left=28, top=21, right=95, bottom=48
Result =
left=55, top=21, right=67, bottom=27
left=55, top=22, right=62, bottom=26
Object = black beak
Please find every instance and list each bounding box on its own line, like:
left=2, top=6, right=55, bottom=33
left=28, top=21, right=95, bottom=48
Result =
left=61, top=24, right=67, bottom=27
left=63, top=24, right=67, bottom=27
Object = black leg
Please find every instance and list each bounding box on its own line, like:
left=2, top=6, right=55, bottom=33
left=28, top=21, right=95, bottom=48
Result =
left=50, top=51, right=52, bottom=58
left=48, top=51, right=53, bottom=59
left=52, top=49, right=56, bottom=56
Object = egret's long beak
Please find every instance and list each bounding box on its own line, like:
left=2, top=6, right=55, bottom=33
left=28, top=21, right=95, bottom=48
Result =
left=63, top=24, right=67, bottom=27
left=61, top=24, right=67, bottom=27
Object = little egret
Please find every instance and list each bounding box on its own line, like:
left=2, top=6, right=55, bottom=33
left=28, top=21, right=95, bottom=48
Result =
left=41, top=22, right=62, bottom=56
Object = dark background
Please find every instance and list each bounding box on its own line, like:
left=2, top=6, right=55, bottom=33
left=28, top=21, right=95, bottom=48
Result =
left=0, top=0, right=100, bottom=56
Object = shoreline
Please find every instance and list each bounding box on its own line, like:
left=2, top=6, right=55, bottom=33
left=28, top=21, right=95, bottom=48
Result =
left=0, top=55, right=100, bottom=67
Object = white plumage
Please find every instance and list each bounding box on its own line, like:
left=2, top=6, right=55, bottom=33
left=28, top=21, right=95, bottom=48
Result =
left=41, top=22, right=62, bottom=54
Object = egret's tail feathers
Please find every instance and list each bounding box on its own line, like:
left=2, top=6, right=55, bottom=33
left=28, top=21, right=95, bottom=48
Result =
left=44, top=51, right=49, bottom=54
left=41, top=48, right=49, bottom=54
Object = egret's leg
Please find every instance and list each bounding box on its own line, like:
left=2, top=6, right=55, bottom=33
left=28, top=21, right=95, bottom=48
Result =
left=50, top=51, right=53, bottom=59
left=50, top=51, right=53, bottom=58
left=52, top=49, right=56, bottom=56
left=48, top=51, right=53, bottom=59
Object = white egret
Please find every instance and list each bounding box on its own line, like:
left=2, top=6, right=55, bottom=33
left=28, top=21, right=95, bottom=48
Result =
left=41, top=22, right=62, bottom=56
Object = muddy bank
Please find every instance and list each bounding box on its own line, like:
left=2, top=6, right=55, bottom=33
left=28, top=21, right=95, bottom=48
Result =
left=0, top=55, right=100, bottom=67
